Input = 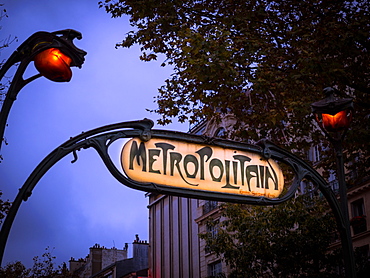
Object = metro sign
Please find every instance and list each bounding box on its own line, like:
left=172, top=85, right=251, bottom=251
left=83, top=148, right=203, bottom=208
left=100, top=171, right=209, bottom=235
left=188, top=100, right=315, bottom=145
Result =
left=0, top=117, right=353, bottom=275
left=121, top=137, right=284, bottom=199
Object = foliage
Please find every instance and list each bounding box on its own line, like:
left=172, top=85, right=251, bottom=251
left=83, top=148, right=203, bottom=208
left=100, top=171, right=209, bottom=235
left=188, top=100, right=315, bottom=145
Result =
left=0, top=4, right=16, bottom=52
left=1, top=3, right=17, bottom=154
left=355, top=246, right=370, bottom=278
left=199, top=195, right=343, bottom=277
left=0, top=3, right=17, bottom=105
left=31, top=247, right=59, bottom=278
left=100, top=0, right=369, bottom=182
left=0, top=191, right=11, bottom=225
left=0, top=247, right=70, bottom=278
left=0, top=261, right=30, bottom=278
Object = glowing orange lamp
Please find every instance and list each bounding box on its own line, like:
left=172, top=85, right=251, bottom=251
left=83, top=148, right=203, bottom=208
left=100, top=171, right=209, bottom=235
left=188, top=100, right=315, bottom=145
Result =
left=33, top=48, right=73, bottom=82
left=321, top=110, right=352, bottom=132
left=311, top=87, right=353, bottom=138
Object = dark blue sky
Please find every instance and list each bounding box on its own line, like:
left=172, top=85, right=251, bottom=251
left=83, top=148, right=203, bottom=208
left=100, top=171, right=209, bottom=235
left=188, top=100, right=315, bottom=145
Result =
left=0, top=0, right=186, bottom=267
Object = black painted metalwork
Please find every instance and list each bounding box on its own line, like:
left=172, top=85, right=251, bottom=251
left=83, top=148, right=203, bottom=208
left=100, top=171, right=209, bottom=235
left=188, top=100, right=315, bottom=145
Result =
left=312, top=88, right=356, bottom=278
left=0, top=29, right=86, bottom=153
left=311, top=87, right=353, bottom=142
left=0, top=119, right=354, bottom=275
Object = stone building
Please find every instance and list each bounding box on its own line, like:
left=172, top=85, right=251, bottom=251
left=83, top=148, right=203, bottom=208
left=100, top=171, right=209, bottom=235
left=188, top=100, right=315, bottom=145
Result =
left=70, top=235, right=149, bottom=278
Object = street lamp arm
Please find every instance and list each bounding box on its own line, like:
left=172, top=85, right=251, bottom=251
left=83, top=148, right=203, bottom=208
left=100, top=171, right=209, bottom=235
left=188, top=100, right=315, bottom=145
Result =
left=0, top=53, right=38, bottom=152
left=0, top=119, right=154, bottom=266
left=23, top=73, right=43, bottom=86
left=0, top=29, right=86, bottom=153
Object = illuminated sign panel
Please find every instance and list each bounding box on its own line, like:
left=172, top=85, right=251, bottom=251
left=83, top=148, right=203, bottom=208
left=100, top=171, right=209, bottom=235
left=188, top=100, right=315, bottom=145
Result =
left=121, top=138, right=284, bottom=198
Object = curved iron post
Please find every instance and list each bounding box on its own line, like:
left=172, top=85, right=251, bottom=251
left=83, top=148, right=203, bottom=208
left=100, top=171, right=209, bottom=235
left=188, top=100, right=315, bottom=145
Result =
left=258, top=140, right=356, bottom=278
left=0, top=121, right=355, bottom=277
left=0, top=119, right=153, bottom=265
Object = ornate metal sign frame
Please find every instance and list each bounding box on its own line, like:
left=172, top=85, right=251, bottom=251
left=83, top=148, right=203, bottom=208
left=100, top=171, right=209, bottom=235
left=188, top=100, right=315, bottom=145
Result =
left=9, top=118, right=320, bottom=204
left=0, top=119, right=351, bottom=270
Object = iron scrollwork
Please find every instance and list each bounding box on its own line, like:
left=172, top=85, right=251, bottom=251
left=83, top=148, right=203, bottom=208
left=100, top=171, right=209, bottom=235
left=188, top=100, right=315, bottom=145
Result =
left=0, top=119, right=351, bottom=270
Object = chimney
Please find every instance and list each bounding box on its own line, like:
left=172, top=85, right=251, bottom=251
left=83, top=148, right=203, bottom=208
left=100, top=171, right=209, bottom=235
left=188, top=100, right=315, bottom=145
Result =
left=132, top=235, right=149, bottom=271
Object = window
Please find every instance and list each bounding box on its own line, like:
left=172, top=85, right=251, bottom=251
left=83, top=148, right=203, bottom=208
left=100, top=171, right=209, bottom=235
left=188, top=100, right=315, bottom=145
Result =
left=207, top=222, right=219, bottom=238
left=329, top=180, right=339, bottom=194
left=355, top=245, right=369, bottom=265
left=307, top=145, right=321, bottom=163
left=328, top=171, right=339, bottom=194
left=207, top=260, right=223, bottom=277
left=203, top=200, right=218, bottom=214
left=351, top=198, right=367, bottom=235
left=355, top=245, right=370, bottom=276
left=205, top=222, right=219, bottom=254
left=356, top=245, right=369, bottom=257
left=314, top=145, right=320, bottom=162
left=352, top=198, right=365, bottom=217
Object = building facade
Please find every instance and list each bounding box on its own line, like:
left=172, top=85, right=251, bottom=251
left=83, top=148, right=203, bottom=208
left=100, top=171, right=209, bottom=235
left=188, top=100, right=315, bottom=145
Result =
left=194, top=199, right=230, bottom=277
left=331, top=178, right=370, bottom=258
left=147, top=119, right=232, bottom=277
left=147, top=116, right=370, bottom=277
left=148, top=194, right=201, bottom=277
